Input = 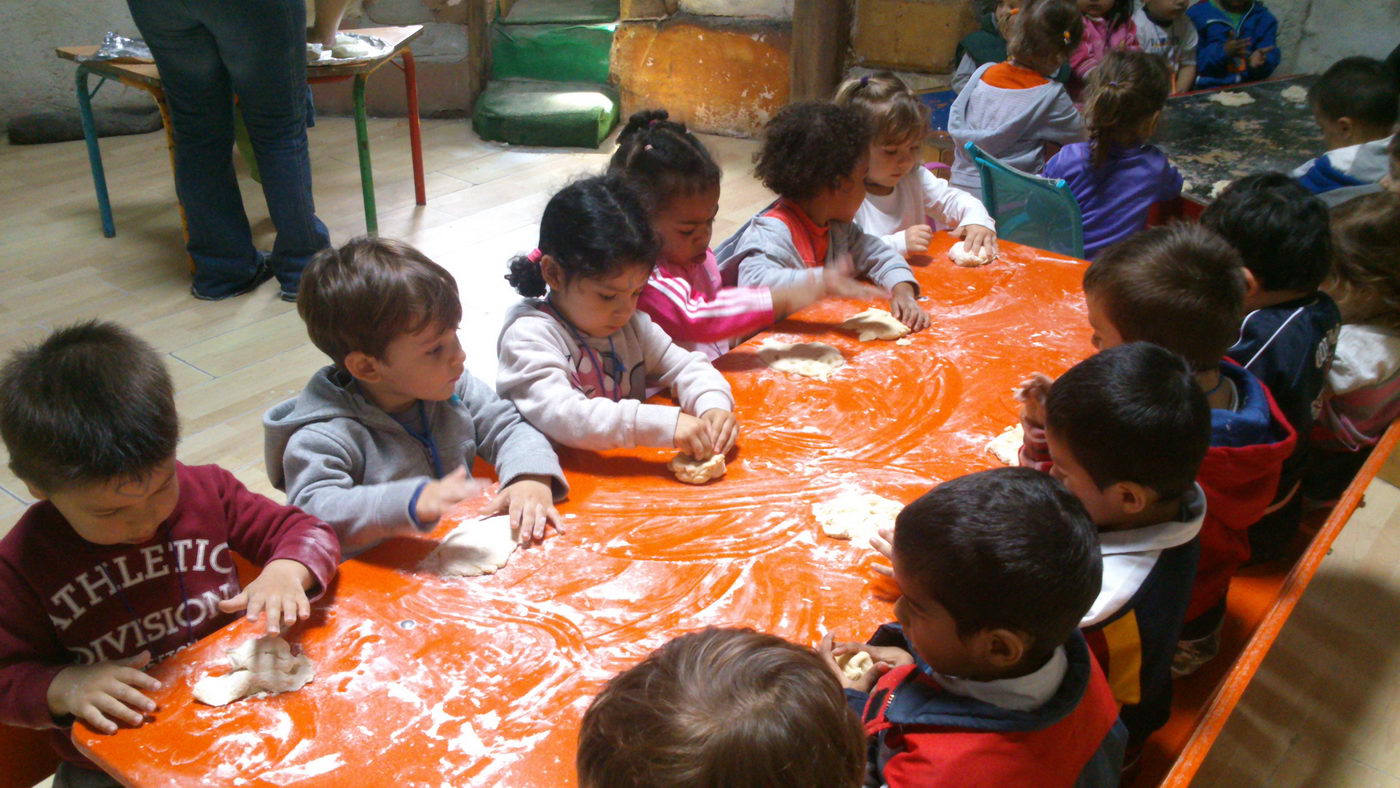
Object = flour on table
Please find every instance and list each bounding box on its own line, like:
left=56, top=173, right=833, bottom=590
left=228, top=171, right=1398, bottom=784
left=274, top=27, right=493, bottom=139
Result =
left=1209, top=179, right=1232, bottom=200
left=986, top=425, right=1024, bottom=466
left=841, top=308, right=911, bottom=342
left=948, top=240, right=996, bottom=267
left=812, top=491, right=904, bottom=548
left=757, top=339, right=845, bottom=380
left=192, top=636, right=315, bottom=707
left=669, top=453, right=726, bottom=484
left=895, top=337, right=913, bottom=346
left=837, top=651, right=875, bottom=682
left=420, top=515, right=518, bottom=578
left=1281, top=85, right=1308, bottom=103
left=1209, top=91, right=1254, bottom=107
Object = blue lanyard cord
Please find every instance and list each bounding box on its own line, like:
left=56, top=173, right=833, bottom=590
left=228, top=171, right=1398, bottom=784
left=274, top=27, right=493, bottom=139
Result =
left=399, top=400, right=444, bottom=477
left=97, top=532, right=194, bottom=649
left=543, top=298, right=625, bottom=402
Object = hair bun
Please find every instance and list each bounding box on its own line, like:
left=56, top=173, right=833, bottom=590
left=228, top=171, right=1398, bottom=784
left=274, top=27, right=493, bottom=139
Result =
left=619, top=109, right=671, bottom=144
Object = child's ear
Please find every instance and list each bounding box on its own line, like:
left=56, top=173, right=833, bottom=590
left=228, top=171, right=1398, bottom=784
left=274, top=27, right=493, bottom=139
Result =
left=978, top=627, right=1029, bottom=670
left=1115, top=481, right=1156, bottom=515
left=1336, top=116, right=1355, bottom=142
left=343, top=351, right=382, bottom=383
left=540, top=255, right=566, bottom=291
left=1241, top=267, right=1263, bottom=301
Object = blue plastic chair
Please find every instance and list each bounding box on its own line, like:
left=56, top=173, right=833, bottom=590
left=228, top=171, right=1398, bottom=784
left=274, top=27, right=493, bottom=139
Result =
left=965, top=142, right=1085, bottom=259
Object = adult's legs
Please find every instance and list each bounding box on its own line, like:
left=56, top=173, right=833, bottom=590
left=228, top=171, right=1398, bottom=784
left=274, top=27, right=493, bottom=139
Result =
left=126, top=0, right=271, bottom=299
left=202, top=0, right=330, bottom=298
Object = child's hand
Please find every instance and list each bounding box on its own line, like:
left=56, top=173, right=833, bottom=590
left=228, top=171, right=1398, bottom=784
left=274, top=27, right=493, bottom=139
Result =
left=416, top=466, right=491, bottom=525
left=1247, top=46, right=1274, bottom=69
left=870, top=524, right=895, bottom=577
left=699, top=408, right=739, bottom=456
left=47, top=651, right=161, bottom=734
left=1224, top=36, right=1251, bottom=57
left=218, top=559, right=313, bottom=635
left=904, top=224, right=934, bottom=255
left=953, top=224, right=999, bottom=259
left=889, top=282, right=931, bottom=332
left=820, top=264, right=887, bottom=302
left=484, top=476, right=563, bottom=545
left=818, top=633, right=902, bottom=693
left=674, top=413, right=713, bottom=459
left=1016, top=373, right=1054, bottom=432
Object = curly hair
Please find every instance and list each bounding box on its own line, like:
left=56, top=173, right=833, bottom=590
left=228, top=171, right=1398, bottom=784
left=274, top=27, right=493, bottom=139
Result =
left=607, top=108, right=722, bottom=212
left=832, top=71, right=930, bottom=146
left=1326, top=191, right=1400, bottom=331
left=1084, top=50, right=1171, bottom=168
left=753, top=101, right=871, bottom=202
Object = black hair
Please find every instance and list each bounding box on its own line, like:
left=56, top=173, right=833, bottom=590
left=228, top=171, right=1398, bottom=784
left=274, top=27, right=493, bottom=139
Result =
left=607, top=109, right=722, bottom=213
left=893, top=467, right=1101, bottom=665
left=505, top=174, right=660, bottom=297
left=1008, top=0, right=1084, bottom=74
left=299, top=236, right=462, bottom=366
left=1309, top=56, right=1400, bottom=130
left=578, top=627, right=866, bottom=788
left=1047, top=342, right=1211, bottom=498
left=0, top=321, right=178, bottom=492
left=1094, top=0, right=1134, bottom=29
left=753, top=102, right=871, bottom=202
left=1084, top=223, right=1246, bottom=371
left=1201, top=172, right=1332, bottom=293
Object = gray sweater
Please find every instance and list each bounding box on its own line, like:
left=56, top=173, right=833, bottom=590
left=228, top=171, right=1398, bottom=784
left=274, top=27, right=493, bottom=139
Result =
left=263, top=366, right=567, bottom=557
left=496, top=299, right=734, bottom=450
left=712, top=200, right=919, bottom=295
left=947, top=62, right=1086, bottom=199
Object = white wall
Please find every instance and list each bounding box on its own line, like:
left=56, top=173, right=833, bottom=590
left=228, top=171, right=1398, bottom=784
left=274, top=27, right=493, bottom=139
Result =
left=0, top=0, right=153, bottom=132
left=1266, top=0, right=1399, bottom=75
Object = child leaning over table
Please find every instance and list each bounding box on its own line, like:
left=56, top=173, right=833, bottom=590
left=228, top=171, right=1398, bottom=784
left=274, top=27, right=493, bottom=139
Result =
left=264, top=236, right=568, bottom=557
left=0, top=322, right=340, bottom=788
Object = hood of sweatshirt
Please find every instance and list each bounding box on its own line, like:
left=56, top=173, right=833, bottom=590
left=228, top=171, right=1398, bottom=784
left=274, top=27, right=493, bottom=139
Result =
left=1198, top=361, right=1297, bottom=532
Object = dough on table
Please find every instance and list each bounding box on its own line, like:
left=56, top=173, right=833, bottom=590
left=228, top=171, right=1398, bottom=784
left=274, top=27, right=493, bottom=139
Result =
left=757, top=339, right=845, bottom=380
left=812, top=491, right=905, bottom=548
left=1209, top=179, right=1233, bottom=200
left=948, top=240, right=996, bottom=267
left=331, top=32, right=379, bottom=59
left=986, top=425, right=1024, bottom=466
left=1209, top=91, right=1254, bottom=107
left=420, top=515, right=518, bottom=578
left=837, top=651, right=875, bottom=682
left=841, top=308, right=911, bottom=342
left=193, top=636, right=315, bottom=707
left=895, top=337, right=913, bottom=346
left=1281, top=85, right=1308, bottom=103
left=669, top=453, right=726, bottom=484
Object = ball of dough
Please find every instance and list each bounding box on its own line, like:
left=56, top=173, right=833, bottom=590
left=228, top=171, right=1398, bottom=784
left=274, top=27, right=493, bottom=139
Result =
left=985, top=425, right=1024, bottom=466
left=192, top=636, right=315, bottom=707
left=812, top=491, right=904, bottom=548
left=948, top=240, right=995, bottom=267
left=420, top=515, right=518, bottom=578
left=837, top=651, right=875, bottom=682
left=669, top=453, right=726, bottom=484
left=757, top=339, right=845, bottom=380
left=841, top=308, right=911, bottom=342
left=1281, top=85, right=1308, bottom=103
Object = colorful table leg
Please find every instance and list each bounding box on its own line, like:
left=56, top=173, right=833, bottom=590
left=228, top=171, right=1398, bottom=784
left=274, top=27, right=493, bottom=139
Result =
left=401, top=49, right=425, bottom=206
left=352, top=73, right=377, bottom=235
left=74, top=66, right=115, bottom=238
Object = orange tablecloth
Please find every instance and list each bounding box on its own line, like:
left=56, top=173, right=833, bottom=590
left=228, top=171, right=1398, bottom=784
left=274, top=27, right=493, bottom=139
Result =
left=75, top=235, right=1092, bottom=787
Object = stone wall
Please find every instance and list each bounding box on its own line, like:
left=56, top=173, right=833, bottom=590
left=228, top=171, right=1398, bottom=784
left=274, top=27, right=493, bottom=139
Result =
left=850, top=0, right=978, bottom=74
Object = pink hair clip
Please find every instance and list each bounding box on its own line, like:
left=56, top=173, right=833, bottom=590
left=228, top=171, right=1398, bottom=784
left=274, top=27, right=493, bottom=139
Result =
left=526, top=248, right=543, bottom=263
left=644, top=143, right=654, bottom=151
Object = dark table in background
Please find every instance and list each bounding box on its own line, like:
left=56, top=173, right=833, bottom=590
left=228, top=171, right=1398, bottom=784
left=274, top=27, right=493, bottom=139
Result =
left=1156, top=75, right=1322, bottom=207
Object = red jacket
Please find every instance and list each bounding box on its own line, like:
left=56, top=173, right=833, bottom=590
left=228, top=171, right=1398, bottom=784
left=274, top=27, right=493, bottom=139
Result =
left=0, top=463, right=340, bottom=764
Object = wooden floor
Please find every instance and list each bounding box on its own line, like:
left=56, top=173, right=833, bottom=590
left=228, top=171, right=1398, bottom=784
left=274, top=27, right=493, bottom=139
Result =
left=4, top=117, right=1399, bottom=787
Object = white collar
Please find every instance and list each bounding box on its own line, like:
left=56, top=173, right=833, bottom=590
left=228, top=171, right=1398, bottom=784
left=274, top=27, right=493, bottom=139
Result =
left=1082, top=483, right=1206, bottom=627
left=931, top=646, right=1067, bottom=712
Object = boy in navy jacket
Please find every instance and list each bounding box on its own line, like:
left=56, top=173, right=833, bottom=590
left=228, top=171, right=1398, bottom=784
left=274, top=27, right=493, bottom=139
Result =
left=1187, top=0, right=1280, bottom=88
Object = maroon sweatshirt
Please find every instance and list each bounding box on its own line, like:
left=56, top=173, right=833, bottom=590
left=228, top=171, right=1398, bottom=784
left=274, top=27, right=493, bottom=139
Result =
left=0, top=463, right=340, bottom=765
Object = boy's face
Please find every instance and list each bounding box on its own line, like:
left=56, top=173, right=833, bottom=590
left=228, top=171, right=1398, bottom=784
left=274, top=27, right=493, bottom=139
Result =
left=33, top=459, right=180, bottom=545
left=867, top=135, right=922, bottom=191
left=831, top=154, right=872, bottom=223
left=891, top=554, right=984, bottom=677
left=547, top=261, right=652, bottom=339
left=367, top=322, right=467, bottom=403
left=1086, top=293, right=1127, bottom=352
left=1045, top=427, right=1129, bottom=528
left=1144, top=0, right=1189, bottom=19
left=653, top=186, right=720, bottom=269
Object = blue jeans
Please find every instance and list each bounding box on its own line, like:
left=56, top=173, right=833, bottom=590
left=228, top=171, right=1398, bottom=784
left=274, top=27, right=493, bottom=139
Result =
left=127, top=0, right=330, bottom=297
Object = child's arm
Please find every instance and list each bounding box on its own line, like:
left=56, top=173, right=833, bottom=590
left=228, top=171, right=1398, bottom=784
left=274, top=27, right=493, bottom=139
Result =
left=1245, top=16, right=1279, bottom=79
left=951, top=53, right=977, bottom=93
left=920, top=167, right=997, bottom=258
left=844, top=228, right=931, bottom=331
left=496, top=332, right=683, bottom=451
left=638, top=315, right=737, bottom=456
left=1192, top=18, right=1235, bottom=80
left=1160, top=161, right=1185, bottom=202
left=638, top=267, right=778, bottom=343
left=1040, top=90, right=1089, bottom=147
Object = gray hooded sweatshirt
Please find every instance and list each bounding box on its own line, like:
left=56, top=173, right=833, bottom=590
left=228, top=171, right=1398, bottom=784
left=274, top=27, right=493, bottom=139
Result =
left=495, top=299, right=734, bottom=450
left=947, top=62, right=1086, bottom=199
left=712, top=200, right=919, bottom=295
left=264, top=366, right=566, bottom=557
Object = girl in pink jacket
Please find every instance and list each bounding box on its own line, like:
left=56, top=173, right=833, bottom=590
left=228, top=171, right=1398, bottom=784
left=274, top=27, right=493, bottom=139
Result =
left=608, top=109, right=880, bottom=360
left=1069, top=0, right=1141, bottom=101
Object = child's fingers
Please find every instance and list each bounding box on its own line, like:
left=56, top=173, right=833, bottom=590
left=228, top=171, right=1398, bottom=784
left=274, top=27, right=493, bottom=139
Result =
left=92, top=694, right=144, bottom=728
left=260, top=597, right=281, bottom=635
left=297, top=593, right=311, bottom=621
left=79, top=703, right=119, bottom=734
left=872, top=562, right=894, bottom=577
left=247, top=594, right=267, bottom=632
left=216, top=591, right=249, bottom=614
left=108, top=679, right=157, bottom=714
left=282, top=594, right=301, bottom=628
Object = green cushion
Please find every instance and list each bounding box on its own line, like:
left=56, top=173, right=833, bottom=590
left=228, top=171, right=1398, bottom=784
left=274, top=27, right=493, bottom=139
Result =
left=503, top=0, right=618, bottom=24
left=472, top=80, right=620, bottom=148
left=489, top=21, right=616, bottom=84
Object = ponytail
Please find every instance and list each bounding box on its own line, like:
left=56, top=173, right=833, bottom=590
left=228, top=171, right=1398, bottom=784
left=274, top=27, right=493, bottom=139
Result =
left=608, top=108, right=721, bottom=212
left=1084, top=50, right=1171, bottom=169
left=506, top=254, right=547, bottom=297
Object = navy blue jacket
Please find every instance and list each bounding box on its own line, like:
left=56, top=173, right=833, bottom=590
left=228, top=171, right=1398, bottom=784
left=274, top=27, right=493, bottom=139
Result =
left=1187, top=0, right=1281, bottom=88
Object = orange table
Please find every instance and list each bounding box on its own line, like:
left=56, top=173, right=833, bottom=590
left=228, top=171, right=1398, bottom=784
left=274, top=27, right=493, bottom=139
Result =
left=74, top=235, right=1094, bottom=786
